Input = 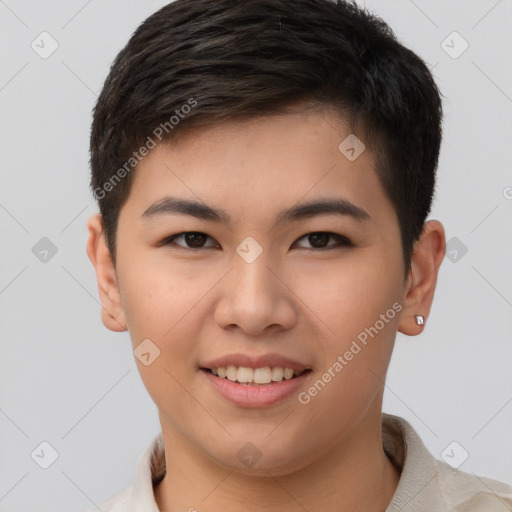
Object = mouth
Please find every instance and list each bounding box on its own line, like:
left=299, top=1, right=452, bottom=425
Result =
left=201, top=366, right=312, bottom=385
left=200, top=354, right=313, bottom=406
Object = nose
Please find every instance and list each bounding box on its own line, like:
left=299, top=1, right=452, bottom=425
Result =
left=213, top=250, right=298, bottom=337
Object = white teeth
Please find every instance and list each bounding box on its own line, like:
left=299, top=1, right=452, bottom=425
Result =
left=271, top=367, right=284, bottom=381
left=226, top=365, right=238, bottom=381
left=253, top=367, right=272, bottom=384
left=210, top=365, right=303, bottom=384
left=237, top=367, right=253, bottom=383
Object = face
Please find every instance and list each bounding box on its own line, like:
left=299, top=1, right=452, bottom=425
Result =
left=96, top=108, right=413, bottom=474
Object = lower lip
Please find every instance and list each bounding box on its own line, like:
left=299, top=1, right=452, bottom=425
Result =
left=201, top=369, right=311, bottom=408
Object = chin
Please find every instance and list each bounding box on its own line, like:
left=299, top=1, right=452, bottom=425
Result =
left=204, top=440, right=316, bottom=477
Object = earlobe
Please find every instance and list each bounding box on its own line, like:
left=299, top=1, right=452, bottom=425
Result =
left=398, top=220, right=446, bottom=337
left=86, top=214, right=128, bottom=332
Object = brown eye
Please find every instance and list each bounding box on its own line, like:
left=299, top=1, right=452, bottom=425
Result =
left=294, top=232, right=352, bottom=250
left=162, top=232, right=219, bottom=249
left=183, top=232, right=208, bottom=248
left=308, top=233, right=330, bottom=248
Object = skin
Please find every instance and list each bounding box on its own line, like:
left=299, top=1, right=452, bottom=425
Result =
left=87, top=106, right=446, bottom=512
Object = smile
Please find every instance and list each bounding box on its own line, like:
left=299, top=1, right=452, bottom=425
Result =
left=205, top=366, right=310, bottom=384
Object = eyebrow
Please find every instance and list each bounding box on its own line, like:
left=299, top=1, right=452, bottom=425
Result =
left=141, top=196, right=371, bottom=224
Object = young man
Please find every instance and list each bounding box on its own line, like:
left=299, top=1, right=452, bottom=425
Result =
left=86, top=0, right=512, bottom=510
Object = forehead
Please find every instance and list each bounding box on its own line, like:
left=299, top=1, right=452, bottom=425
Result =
left=125, top=110, right=395, bottom=229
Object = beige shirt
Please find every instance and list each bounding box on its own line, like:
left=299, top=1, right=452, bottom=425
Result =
left=95, top=414, right=512, bottom=511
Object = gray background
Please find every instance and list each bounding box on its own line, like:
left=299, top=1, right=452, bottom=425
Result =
left=0, top=1, right=511, bottom=511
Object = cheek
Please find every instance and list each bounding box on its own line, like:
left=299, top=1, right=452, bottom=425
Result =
left=293, top=269, right=400, bottom=435
left=117, top=261, right=211, bottom=410
left=116, top=254, right=233, bottom=363
left=118, top=253, right=203, bottom=341
left=115, top=260, right=204, bottom=400
left=289, top=253, right=402, bottom=341
left=288, top=253, right=402, bottom=412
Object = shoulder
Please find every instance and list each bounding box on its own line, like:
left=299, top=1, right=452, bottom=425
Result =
left=83, top=432, right=164, bottom=512
left=93, top=486, right=130, bottom=512
left=82, top=487, right=130, bottom=512
left=433, top=459, right=512, bottom=511
left=382, top=414, right=512, bottom=512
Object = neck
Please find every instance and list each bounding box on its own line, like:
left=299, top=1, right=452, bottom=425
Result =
left=154, top=409, right=400, bottom=512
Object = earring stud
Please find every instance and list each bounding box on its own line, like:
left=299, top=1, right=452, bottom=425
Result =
left=415, top=315, right=424, bottom=326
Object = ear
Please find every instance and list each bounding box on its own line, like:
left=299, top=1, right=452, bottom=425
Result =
left=86, top=214, right=127, bottom=332
left=398, top=220, right=446, bottom=336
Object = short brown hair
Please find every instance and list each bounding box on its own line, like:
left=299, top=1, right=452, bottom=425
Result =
left=90, top=0, right=443, bottom=275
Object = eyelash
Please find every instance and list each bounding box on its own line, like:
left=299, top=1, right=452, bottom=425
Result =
left=159, top=231, right=353, bottom=251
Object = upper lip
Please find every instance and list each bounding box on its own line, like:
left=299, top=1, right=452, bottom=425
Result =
left=201, top=353, right=311, bottom=371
